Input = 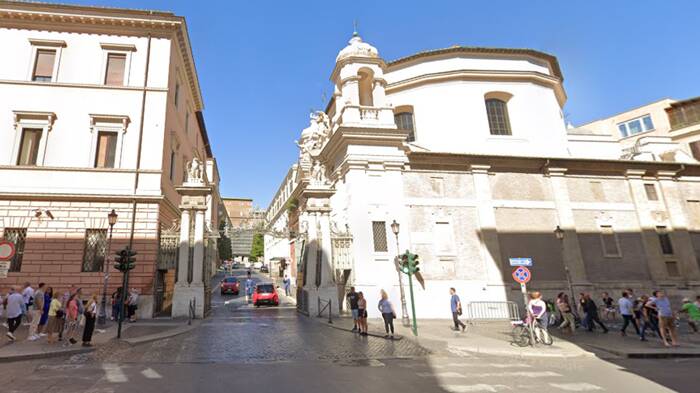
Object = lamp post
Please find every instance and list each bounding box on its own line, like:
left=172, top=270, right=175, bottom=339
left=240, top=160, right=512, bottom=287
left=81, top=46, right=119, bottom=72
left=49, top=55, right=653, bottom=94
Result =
left=98, top=209, right=118, bottom=325
left=390, top=220, right=411, bottom=327
left=554, top=225, right=577, bottom=316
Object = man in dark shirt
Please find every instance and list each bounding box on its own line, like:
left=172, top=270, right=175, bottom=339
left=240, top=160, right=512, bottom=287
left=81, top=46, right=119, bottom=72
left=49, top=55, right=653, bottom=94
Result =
left=583, top=293, right=608, bottom=333
left=346, top=287, right=359, bottom=332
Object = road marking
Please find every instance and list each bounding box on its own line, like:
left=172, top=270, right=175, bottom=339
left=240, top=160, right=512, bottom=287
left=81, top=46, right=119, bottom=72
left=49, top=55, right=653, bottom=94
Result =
left=439, top=363, right=532, bottom=369
left=141, top=368, right=162, bottom=379
left=472, top=372, right=561, bottom=378
left=443, top=384, right=510, bottom=392
left=417, top=372, right=466, bottom=378
left=102, top=363, right=128, bottom=383
left=549, top=383, right=603, bottom=391
left=211, top=283, right=220, bottom=294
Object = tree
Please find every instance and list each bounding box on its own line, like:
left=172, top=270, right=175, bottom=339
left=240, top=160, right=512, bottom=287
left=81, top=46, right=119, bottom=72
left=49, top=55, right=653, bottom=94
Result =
left=250, top=232, right=264, bottom=262
left=218, top=221, right=232, bottom=261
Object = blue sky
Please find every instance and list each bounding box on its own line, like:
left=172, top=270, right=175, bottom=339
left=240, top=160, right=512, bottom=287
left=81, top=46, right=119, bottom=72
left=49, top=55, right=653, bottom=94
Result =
left=52, top=0, right=700, bottom=207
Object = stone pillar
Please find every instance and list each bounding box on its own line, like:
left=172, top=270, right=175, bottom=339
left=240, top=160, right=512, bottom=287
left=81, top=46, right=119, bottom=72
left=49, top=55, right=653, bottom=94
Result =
left=470, top=165, right=505, bottom=289
left=658, top=171, right=700, bottom=281
left=191, top=209, right=205, bottom=286
left=177, top=209, right=191, bottom=285
left=546, top=168, right=589, bottom=286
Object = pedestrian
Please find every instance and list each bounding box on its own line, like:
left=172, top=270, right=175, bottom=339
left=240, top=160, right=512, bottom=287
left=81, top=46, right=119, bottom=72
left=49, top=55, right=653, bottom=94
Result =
left=679, top=298, right=700, bottom=333
left=601, top=292, right=616, bottom=320
left=578, top=293, right=589, bottom=330
left=357, top=291, right=368, bottom=336
left=618, top=291, right=640, bottom=336
left=27, top=282, right=45, bottom=341
left=82, top=294, right=98, bottom=347
left=46, top=291, right=63, bottom=344
left=38, top=286, right=52, bottom=336
left=63, top=292, right=80, bottom=345
left=21, top=282, right=34, bottom=326
left=583, top=293, right=608, bottom=333
left=127, top=288, right=139, bottom=322
left=245, top=272, right=255, bottom=304
left=346, top=286, right=359, bottom=332
left=649, top=290, right=679, bottom=347
left=556, top=292, right=575, bottom=334
left=527, top=291, right=548, bottom=331
left=695, top=295, right=700, bottom=310
left=283, top=275, right=291, bottom=297
left=111, top=287, right=123, bottom=322
left=377, top=290, right=396, bottom=339
left=639, top=294, right=660, bottom=341
left=449, top=287, right=466, bottom=332
left=5, top=286, right=24, bottom=341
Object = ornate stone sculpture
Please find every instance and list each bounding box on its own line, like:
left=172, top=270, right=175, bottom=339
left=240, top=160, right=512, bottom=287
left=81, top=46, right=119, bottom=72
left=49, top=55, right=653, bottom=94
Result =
left=295, top=111, right=331, bottom=161
left=186, top=157, right=204, bottom=184
left=310, top=160, right=328, bottom=185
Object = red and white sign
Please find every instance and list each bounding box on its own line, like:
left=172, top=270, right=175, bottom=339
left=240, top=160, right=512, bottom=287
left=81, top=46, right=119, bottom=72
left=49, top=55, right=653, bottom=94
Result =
left=512, top=266, right=531, bottom=284
left=0, top=241, right=15, bottom=261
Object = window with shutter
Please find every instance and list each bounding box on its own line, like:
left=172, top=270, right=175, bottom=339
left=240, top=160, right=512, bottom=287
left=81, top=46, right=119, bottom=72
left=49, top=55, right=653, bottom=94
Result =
left=104, top=53, right=126, bottom=86
left=94, top=131, right=118, bottom=168
left=32, top=49, right=56, bottom=82
left=17, top=129, right=42, bottom=166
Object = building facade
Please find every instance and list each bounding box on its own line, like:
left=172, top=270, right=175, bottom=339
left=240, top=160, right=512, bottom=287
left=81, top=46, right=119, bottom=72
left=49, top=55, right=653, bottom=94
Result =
left=0, top=1, right=222, bottom=318
left=264, top=33, right=700, bottom=318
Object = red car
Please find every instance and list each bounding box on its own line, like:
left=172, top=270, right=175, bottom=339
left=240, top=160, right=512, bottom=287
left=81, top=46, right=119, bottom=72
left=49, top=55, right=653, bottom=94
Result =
left=220, top=276, right=240, bottom=295
left=253, top=283, right=279, bottom=307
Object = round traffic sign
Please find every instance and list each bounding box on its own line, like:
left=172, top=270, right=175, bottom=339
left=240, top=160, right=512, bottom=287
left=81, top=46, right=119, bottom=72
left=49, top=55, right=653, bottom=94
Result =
left=512, top=266, right=531, bottom=284
left=0, top=241, right=15, bottom=261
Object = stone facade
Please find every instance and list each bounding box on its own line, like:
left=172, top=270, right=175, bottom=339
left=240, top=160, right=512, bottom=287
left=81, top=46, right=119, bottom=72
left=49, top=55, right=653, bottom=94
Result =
left=265, top=33, right=700, bottom=319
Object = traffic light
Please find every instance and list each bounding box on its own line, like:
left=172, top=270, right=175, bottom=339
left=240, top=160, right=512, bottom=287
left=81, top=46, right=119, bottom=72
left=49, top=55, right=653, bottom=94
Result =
left=400, top=252, right=410, bottom=274
left=410, top=253, right=420, bottom=274
left=113, top=247, right=137, bottom=272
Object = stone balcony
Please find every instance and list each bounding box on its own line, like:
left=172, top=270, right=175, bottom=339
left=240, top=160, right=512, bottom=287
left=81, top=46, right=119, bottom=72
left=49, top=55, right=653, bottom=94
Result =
left=334, top=104, right=396, bottom=130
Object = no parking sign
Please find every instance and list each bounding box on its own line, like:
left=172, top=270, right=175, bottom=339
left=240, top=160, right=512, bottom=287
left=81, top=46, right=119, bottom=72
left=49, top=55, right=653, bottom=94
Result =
left=512, top=266, right=531, bottom=284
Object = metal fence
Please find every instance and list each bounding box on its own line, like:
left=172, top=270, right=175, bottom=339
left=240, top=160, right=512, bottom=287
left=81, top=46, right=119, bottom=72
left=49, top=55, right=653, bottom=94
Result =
left=466, top=301, right=520, bottom=322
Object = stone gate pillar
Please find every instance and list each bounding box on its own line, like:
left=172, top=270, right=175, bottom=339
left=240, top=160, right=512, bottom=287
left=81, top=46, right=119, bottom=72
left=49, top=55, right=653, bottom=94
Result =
left=172, top=158, right=212, bottom=318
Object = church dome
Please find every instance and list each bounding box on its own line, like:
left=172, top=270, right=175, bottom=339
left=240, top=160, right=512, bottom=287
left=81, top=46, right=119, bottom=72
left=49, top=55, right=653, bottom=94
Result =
left=336, top=32, right=379, bottom=62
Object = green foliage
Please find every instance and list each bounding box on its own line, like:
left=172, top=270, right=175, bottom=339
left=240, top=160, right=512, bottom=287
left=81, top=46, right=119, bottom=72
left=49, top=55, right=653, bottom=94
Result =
left=218, top=221, right=232, bottom=261
left=250, top=232, right=264, bottom=261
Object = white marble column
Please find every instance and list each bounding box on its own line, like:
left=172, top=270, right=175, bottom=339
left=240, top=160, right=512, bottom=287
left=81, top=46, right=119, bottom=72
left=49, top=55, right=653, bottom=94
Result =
left=177, top=209, right=191, bottom=285
left=192, top=209, right=205, bottom=286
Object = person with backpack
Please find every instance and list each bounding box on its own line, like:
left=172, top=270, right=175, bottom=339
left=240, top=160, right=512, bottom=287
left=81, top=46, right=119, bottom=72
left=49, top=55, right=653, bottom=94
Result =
left=449, top=288, right=466, bottom=332
left=27, top=283, right=45, bottom=341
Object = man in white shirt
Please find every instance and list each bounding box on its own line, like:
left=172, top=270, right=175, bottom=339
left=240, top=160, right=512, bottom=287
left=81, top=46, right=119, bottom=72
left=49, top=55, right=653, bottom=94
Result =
left=6, top=286, right=24, bottom=340
left=21, top=282, right=34, bottom=325
left=618, top=291, right=639, bottom=337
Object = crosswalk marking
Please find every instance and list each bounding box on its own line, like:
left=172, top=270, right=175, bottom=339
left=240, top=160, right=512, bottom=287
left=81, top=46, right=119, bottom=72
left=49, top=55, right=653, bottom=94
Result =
left=439, top=363, right=532, bottom=368
left=417, top=372, right=466, bottom=378
left=549, top=383, right=603, bottom=391
left=141, top=368, right=163, bottom=379
left=102, top=363, right=127, bottom=383
left=443, top=384, right=510, bottom=392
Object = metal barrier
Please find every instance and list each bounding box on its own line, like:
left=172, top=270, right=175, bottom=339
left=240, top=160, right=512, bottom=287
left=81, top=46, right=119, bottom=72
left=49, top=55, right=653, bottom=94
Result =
left=188, top=297, right=196, bottom=326
left=317, top=297, right=333, bottom=324
left=466, top=301, right=520, bottom=322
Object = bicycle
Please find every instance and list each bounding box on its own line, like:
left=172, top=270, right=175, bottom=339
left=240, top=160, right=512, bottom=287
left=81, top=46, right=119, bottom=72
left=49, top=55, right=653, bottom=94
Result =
left=511, top=316, right=554, bottom=347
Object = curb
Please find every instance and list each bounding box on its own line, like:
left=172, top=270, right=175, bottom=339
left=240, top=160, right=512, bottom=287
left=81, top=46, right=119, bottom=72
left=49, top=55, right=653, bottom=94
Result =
left=0, top=346, right=94, bottom=363
left=321, top=319, right=405, bottom=341
left=122, top=320, right=201, bottom=345
left=582, top=343, right=700, bottom=359
left=449, top=344, right=595, bottom=359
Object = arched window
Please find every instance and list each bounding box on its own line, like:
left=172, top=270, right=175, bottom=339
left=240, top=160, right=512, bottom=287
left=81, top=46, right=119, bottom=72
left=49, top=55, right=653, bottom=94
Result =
left=394, top=106, right=416, bottom=142
left=485, top=97, right=512, bottom=136
left=358, top=69, right=374, bottom=106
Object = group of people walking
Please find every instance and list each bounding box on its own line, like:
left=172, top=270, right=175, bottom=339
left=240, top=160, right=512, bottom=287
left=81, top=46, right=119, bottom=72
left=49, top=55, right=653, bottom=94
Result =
left=1, top=282, right=140, bottom=347
left=554, top=289, right=700, bottom=347
left=346, top=287, right=398, bottom=339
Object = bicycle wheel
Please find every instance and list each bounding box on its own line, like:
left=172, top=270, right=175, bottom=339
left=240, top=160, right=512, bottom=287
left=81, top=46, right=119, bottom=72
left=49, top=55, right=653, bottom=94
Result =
left=512, top=325, right=530, bottom=347
left=536, top=326, right=554, bottom=345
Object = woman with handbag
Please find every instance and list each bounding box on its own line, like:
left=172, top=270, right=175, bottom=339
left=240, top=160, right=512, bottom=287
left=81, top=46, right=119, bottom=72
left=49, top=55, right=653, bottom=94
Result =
left=378, top=289, right=396, bottom=339
left=450, top=288, right=467, bottom=332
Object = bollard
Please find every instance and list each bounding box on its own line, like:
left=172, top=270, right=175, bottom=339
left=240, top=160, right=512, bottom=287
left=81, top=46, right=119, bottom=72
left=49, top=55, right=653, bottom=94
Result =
left=328, top=299, right=333, bottom=324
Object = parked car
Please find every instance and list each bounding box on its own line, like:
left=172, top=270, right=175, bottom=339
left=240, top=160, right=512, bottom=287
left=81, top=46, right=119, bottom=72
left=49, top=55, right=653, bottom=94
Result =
left=232, top=262, right=240, bottom=269
left=220, top=276, right=240, bottom=295
left=260, top=265, right=269, bottom=273
left=252, top=283, right=279, bottom=307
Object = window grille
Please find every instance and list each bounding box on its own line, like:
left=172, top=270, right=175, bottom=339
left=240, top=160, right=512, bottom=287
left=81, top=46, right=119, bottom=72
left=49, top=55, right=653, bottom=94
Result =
left=394, top=112, right=415, bottom=142
left=372, top=221, right=388, bottom=252
left=3, top=228, right=27, bottom=272
left=82, top=229, right=107, bottom=272
left=485, top=99, right=512, bottom=135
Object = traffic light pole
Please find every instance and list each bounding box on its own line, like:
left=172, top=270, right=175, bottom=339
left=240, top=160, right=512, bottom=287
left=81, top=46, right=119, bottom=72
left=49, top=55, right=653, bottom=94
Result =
left=117, top=264, right=130, bottom=339
left=407, top=270, right=418, bottom=336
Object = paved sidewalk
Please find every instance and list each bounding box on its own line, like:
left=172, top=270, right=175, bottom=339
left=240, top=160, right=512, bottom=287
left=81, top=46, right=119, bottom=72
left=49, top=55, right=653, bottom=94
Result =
left=0, top=318, right=197, bottom=362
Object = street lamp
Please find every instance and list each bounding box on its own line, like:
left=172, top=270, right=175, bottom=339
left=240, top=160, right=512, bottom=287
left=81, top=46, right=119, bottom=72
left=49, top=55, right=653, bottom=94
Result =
left=554, top=225, right=577, bottom=316
left=98, top=209, right=118, bottom=325
left=391, top=220, right=411, bottom=327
